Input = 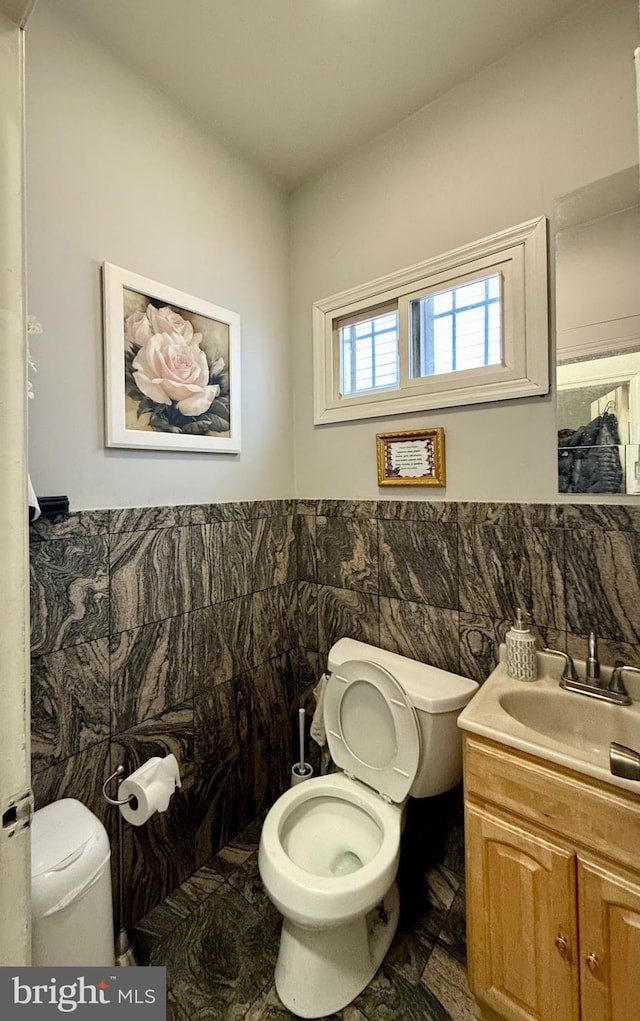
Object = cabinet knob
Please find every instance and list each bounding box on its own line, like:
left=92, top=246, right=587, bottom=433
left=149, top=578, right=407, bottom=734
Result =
left=555, top=934, right=570, bottom=960
left=586, top=953, right=599, bottom=973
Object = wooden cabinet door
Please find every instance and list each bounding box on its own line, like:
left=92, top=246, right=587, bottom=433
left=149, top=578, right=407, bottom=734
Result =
left=466, top=805, right=580, bottom=1021
left=578, top=857, right=640, bottom=1021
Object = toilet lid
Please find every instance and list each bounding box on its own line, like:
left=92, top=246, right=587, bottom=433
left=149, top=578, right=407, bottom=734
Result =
left=324, top=658, right=421, bottom=803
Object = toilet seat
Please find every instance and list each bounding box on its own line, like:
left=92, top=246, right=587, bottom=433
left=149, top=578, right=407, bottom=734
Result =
left=324, top=659, right=421, bottom=803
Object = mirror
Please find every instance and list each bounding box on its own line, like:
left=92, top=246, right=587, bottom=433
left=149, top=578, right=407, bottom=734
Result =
left=555, top=166, right=640, bottom=495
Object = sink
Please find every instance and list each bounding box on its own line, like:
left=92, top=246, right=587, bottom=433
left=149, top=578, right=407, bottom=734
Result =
left=498, top=688, right=639, bottom=758
left=458, top=649, right=640, bottom=793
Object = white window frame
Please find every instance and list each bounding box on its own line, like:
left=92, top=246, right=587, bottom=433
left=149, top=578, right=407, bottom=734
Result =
left=312, top=217, right=549, bottom=425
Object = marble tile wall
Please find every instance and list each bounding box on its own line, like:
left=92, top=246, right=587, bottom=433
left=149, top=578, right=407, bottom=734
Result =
left=295, top=500, right=640, bottom=686
left=29, top=501, right=298, bottom=927
left=29, top=497, right=640, bottom=929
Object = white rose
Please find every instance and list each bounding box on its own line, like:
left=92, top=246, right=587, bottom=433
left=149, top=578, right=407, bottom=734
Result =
left=125, top=310, right=153, bottom=347
left=132, top=332, right=220, bottom=417
left=199, top=335, right=226, bottom=376
left=148, top=305, right=197, bottom=343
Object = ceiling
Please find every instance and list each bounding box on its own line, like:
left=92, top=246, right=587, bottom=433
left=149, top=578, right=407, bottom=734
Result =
left=55, top=0, right=588, bottom=191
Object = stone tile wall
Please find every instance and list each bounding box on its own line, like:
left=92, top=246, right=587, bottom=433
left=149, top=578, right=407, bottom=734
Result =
left=29, top=501, right=298, bottom=927
left=30, top=497, right=640, bottom=927
left=296, top=500, right=640, bottom=685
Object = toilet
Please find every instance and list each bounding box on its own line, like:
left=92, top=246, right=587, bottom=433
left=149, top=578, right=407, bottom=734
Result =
left=258, top=638, right=478, bottom=1018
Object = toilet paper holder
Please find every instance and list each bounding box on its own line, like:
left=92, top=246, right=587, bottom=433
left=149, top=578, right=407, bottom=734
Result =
left=102, top=765, right=135, bottom=807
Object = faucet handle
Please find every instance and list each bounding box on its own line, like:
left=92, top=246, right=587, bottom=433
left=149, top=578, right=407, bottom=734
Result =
left=610, top=665, right=640, bottom=696
left=543, top=648, right=578, bottom=682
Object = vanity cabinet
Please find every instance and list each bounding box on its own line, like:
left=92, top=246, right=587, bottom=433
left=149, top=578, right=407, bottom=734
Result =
left=463, top=734, right=640, bottom=1021
left=577, top=858, right=640, bottom=1021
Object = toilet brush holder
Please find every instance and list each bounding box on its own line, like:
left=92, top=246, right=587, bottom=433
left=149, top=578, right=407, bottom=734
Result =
left=291, top=708, right=314, bottom=787
left=291, top=761, right=314, bottom=786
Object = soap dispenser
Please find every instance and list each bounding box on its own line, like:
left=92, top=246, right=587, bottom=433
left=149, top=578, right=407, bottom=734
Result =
left=506, top=608, right=538, bottom=681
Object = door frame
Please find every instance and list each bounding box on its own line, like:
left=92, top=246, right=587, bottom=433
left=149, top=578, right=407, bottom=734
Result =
left=0, top=0, right=36, bottom=965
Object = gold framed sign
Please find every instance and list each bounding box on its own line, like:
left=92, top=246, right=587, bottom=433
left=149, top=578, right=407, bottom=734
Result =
left=376, top=428, right=446, bottom=487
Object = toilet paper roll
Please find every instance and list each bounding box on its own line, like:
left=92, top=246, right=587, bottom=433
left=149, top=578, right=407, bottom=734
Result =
left=291, top=762, right=314, bottom=787
left=118, top=754, right=181, bottom=826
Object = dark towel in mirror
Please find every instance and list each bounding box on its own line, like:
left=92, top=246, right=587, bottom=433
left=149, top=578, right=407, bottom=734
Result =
left=558, top=411, right=623, bottom=494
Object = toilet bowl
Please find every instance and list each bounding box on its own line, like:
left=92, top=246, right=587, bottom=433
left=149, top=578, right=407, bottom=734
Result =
left=258, top=638, right=478, bottom=1018
left=260, top=772, right=402, bottom=929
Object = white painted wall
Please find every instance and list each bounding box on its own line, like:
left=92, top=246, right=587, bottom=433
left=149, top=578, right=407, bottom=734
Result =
left=557, top=205, right=640, bottom=338
left=290, top=0, right=639, bottom=502
left=24, top=0, right=640, bottom=508
left=25, top=3, right=292, bottom=509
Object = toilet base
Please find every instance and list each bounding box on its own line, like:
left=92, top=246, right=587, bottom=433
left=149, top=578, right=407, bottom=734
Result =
left=274, top=883, right=400, bottom=1019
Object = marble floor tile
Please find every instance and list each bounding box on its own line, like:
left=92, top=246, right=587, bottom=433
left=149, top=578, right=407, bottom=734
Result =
left=420, top=947, right=476, bottom=1021
left=226, top=852, right=280, bottom=926
left=244, top=981, right=370, bottom=1021
left=355, top=961, right=451, bottom=1021
left=426, top=867, right=460, bottom=914
left=384, top=917, right=438, bottom=986
left=161, top=861, right=225, bottom=920
left=434, top=884, right=467, bottom=967
left=135, top=812, right=474, bottom=1021
left=158, top=883, right=279, bottom=1021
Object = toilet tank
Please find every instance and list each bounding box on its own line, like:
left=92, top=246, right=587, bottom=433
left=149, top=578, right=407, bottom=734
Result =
left=327, top=639, right=478, bottom=798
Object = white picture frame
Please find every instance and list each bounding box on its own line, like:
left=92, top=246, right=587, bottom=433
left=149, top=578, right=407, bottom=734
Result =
left=103, top=263, right=241, bottom=453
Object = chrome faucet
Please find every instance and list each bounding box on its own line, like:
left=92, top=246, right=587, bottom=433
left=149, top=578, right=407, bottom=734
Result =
left=610, top=741, right=640, bottom=781
left=546, top=633, right=634, bottom=706
left=585, top=631, right=600, bottom=683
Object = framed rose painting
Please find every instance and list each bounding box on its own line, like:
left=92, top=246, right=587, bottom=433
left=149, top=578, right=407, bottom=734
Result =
left=103, top=263, right=241, bottom=453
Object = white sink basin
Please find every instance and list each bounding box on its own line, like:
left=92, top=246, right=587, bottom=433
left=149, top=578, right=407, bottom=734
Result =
left=498, top=687, right=639, bottom=759
left=458, top=650, right=640, bottom=794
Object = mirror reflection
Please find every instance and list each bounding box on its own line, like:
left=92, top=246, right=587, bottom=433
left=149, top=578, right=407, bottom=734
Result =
left=555, top=166, right=640, bottom=495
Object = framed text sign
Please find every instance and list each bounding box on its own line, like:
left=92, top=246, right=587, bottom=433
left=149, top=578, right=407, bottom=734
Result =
left=376, top=428, right=446, bottom=487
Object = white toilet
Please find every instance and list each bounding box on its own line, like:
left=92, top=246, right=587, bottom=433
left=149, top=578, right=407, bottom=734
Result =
left=259, top=638, right=478, bottom=1018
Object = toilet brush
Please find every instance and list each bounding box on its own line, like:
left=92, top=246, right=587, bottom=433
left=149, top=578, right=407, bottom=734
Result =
left=291, top=708, right=313, bottom=786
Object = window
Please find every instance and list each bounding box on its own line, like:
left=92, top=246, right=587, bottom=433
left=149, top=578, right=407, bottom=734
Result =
left=409, top=273, right=502, bottom=377
left=339, top=305, right=399, bottom=394
left=313, top=217, right=548, bottom=424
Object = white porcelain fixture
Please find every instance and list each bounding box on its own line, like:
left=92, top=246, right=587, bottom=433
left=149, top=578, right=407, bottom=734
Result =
left=458, top=646, right=640, bottom=794
left=259, top=638, right=478, bottom=1018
